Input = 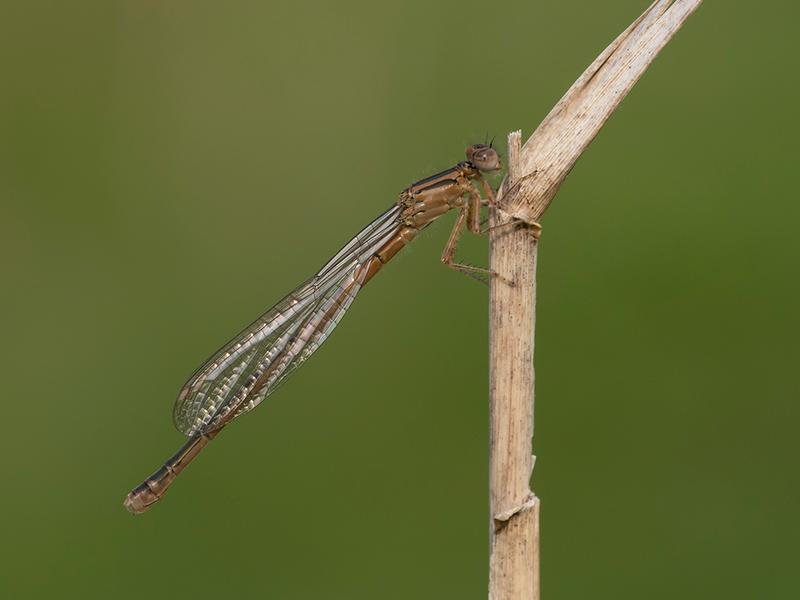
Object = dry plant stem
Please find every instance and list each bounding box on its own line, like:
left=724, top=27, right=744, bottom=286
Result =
left=487, top=2, right=702, bottom=598
left=498, top=0, right=704, bottom=224
left=489, top=131, right=540, bottom=600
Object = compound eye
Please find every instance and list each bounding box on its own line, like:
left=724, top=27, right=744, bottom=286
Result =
left=466, top=144, right=501, bottom=171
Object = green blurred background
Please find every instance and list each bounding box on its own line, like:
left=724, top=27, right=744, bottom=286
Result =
left=1, top=1, right=798, bottom=598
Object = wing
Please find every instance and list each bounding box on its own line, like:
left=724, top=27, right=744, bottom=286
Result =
left=172, top=203, right=402, bottom=436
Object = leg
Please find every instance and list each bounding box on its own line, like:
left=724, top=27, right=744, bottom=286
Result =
left=441, top=202, right=514, bottom=286
left=482, top=219, right=542, bottom=240
left=475, top=174, right=542, bottom=239
left=477, top=174, right=497, bottom=207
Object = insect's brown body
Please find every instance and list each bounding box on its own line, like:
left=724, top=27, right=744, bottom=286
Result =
left=363, top=159, right=489, bottom=285
left=124, top=145, right=505, bottom=514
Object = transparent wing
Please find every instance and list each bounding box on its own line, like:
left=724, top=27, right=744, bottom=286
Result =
left=226, top=259, right=368, bottom=423
left=172, top=203, right=402, bottom=436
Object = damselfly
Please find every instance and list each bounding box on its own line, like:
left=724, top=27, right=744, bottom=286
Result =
left=124, top=144, right=538, bottom=514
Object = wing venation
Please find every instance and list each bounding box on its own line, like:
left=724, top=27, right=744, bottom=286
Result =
left=172, top=203, right=401, bottom=436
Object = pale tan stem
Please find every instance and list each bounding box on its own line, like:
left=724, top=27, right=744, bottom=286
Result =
left=489, top=131, right=540, bottom=600
left=497, top=0, right=704, bottom=225
left=487, top=1, right=702, bottom=598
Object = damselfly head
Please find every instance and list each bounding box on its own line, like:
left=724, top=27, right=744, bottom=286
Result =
left=466, top=144, right=502, bottom=172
